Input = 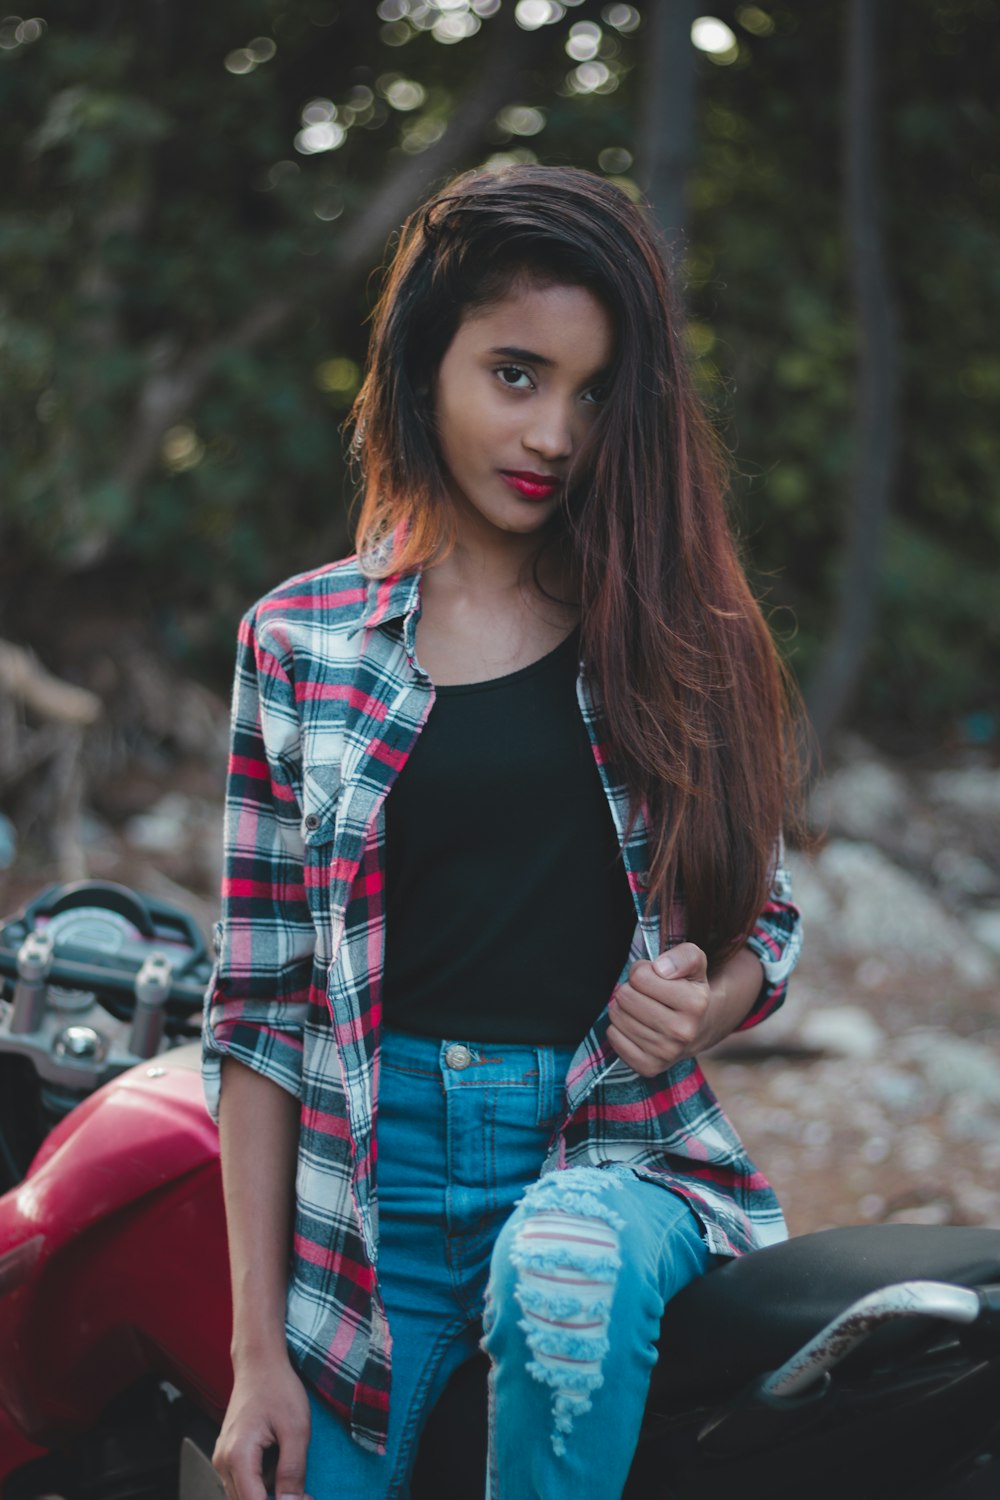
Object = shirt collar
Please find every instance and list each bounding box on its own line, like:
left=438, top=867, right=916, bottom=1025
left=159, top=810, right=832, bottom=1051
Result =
left=358, top=570, right=421, bottom=629
left=347, top=570, right=424, bottom=663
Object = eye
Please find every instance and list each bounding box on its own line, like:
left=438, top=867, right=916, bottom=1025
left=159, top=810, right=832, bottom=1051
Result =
left=495, top=364, right=534, bottom=391
left=583, top=383, right=609, bottom=406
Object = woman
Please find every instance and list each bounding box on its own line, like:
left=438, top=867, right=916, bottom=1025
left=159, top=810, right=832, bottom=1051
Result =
left=203, top=164, right=802, bottom=1500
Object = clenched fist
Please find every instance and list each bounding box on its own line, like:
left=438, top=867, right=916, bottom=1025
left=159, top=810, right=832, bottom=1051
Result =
left=607, top=941, right=764, bottom=1077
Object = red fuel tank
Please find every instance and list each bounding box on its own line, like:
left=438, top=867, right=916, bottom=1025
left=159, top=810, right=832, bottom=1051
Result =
left=0, top=1044, right=232, bottom=1473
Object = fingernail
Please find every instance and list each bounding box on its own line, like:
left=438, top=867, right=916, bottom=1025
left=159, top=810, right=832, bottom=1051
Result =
left=653, top=952, right=677, bottom=977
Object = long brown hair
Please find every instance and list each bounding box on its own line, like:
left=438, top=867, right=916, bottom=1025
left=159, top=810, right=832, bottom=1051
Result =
left=350, top=165, right=802, bottom=967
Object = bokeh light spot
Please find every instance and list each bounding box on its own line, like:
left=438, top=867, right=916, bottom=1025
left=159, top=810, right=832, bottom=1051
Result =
left=295, top=121, right=347, bottom=154
left=691, top=15, right=739, bottom=62
left=401, top=116, right=447, bottom=152
left=16, top=15, right=44, bottom=42
left=567, top=59, right=614, bottom=93
left=515, top=0, right=563, bottom=30
left=316, top=357, right=360, bottom=395
left=598, top=145, right=632, bottom=174
left=433, top=11, right=480, bottom=41
left=483, top=148, right=539, bottom=169
left=378, top=74, right=426, bottom=109
left=302, top=98, right=337, bottom=124
left=246, top=36, right=276, bottom=62
left=735, top=5, right=775, bottom=35
left=224, top=48, right=255, bottom=74
left=314, top=193, right=344, bottom=221
left=602, top=3, right=639, bottom=31
left=162, top=426, right=205, bottom=473
left=685, top=320, right=716, bottom=358
left=566, top=20, right=601, bottom=59
left=496, top=103, right=546, bottom=136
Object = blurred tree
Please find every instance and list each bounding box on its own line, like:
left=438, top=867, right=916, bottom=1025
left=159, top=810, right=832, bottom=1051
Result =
left=802, top=0, right=900, bottom=761
left=638, top=0, right=699, bottom=251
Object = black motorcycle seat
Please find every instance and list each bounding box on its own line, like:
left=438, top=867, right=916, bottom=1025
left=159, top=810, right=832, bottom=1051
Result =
left=650, top=1223, right=1000, bottom=1405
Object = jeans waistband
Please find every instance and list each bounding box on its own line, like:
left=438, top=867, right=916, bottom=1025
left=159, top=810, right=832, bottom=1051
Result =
left=381, top=1028, right=576, bottom=1120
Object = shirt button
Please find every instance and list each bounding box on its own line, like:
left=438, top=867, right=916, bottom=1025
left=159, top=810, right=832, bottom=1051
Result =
left=444, top=1043, right=473, bottom=1070
left=304, top=813, right=320, bottom=831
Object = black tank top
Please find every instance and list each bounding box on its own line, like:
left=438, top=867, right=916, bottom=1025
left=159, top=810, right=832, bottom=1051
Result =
left=381, top=629, right=637, bottom=1044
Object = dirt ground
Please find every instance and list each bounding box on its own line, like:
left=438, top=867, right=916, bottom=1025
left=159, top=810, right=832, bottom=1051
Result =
left=705, top=956, right=1000, bottom=1237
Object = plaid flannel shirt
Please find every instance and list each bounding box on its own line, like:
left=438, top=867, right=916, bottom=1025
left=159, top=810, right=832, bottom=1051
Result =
left=202, top=555, right=802, bottom=1453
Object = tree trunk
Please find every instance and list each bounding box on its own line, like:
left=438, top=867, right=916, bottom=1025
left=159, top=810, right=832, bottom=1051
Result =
left=638, top=0, right=701, bottom=260
left=804, top=0, right=900, bottom=766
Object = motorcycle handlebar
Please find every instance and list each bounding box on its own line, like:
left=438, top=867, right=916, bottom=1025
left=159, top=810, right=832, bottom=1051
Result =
left=0, top=950, right=207, bottom=1016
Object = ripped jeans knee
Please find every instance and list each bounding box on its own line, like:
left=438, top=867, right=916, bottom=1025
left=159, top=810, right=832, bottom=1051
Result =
left=482, top=1166, right=632, bottom=1457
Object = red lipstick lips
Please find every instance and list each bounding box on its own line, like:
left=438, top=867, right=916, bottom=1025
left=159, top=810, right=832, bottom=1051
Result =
left=499, top=470, right=560, bottom=500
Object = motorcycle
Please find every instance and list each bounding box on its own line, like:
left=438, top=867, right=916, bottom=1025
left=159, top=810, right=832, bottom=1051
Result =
left=0, top=881, right=998, bottom=1499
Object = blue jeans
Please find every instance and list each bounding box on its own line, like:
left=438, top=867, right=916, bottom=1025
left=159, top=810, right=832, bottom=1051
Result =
left=305, top=1030, right=710, bottom=1499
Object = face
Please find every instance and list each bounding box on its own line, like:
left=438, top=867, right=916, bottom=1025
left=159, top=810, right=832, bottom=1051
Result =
left=431, top=280, right=614, bottom=545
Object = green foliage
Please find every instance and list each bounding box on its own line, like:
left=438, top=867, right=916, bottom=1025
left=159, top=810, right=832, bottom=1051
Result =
left=0, top=0, right=997, bottom=744
left=684, top=0, right=1000, bottom=742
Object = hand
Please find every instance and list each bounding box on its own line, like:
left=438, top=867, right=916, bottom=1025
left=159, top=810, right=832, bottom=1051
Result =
left=607, top=942, right=711, bottom=1078
left=213, top=1354, right=314, bottom=1500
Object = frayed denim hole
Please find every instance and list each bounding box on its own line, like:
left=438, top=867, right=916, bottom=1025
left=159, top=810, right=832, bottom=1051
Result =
left=506, top=1175, right=624, bottom=1457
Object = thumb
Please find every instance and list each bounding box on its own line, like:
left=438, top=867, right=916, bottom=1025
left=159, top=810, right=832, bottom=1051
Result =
left=652, top=941, right=707, bottom=980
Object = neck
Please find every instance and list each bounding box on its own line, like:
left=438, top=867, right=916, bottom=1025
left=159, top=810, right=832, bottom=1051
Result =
left=428, top=503, right=574, bottom=604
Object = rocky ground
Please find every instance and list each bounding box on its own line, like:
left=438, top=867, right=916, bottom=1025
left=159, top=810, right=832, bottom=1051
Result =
left=705, top=738, right=1000, bottom=1236
left=2, top=725, right=998, bottom=1238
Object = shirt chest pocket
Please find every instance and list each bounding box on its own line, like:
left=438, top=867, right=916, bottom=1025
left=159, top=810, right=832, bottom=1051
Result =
left=300, top=762, right=342, bottom=848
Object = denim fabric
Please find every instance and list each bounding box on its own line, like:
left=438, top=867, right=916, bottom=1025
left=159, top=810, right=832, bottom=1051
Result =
left=305, top=1029, right=710, bottom=1499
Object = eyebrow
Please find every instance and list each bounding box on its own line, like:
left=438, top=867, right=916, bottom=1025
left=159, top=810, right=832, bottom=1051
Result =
left=488, top=344, right=611, bottom=381
left=489, top=344, right=556, bottom=367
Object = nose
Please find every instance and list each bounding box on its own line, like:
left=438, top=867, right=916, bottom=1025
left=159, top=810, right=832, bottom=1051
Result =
left=522, top=394, right=575, bottom=464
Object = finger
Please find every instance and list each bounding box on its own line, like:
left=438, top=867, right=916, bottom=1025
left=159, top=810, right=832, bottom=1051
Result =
left=230, top=1441, right=270, bottom=1500
left=607, top=1023, right=662, bottom=1078
left=615, top=980, right=683, bottom=1027
left=274, top=1415, right=311, bottom=1500
left=612, top=986, right=683, bottom=1044
left=620, top=970, right=708, bottom=1033
left=212, top=1447, right=238, bottom=1500
left=651, top=942, right=707, bottom=980
left=612, top=1002, right=689, bottom=1062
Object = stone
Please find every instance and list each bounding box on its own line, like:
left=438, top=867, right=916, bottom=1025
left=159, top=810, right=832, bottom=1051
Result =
left=897, top=1031, right=1000, bottom=1105
left=797, top=1005, right=885, bottom=1059
left=810, top=750, right=911, bottom=842
left=809, top=840, right=997, bottom=984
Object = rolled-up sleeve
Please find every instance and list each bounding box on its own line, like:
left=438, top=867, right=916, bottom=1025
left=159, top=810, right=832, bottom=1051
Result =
left=737, top=847, right=802, bottom=1031
left=202, top=608, right=314, bottom=1123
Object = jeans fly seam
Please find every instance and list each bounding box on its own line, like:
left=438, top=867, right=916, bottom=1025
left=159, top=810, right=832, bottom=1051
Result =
left=386, top=1312, right=472, bottom=1500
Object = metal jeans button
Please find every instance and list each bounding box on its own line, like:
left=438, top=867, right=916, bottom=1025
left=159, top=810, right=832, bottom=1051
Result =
left=444, top=1043, right=473, bottom=1070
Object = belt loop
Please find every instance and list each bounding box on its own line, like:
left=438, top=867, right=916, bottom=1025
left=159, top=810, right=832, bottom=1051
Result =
left=535, top=1045, right=554, bottom=1127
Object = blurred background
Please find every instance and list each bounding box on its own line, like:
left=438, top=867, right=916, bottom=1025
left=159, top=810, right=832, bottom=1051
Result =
left=0, top=0, right=998, bottom=1231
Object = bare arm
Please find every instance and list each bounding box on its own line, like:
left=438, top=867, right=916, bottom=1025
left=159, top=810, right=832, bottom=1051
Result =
left=608, top=942, right=764, bottom=1078
left=212, top=1059, right=313, bottom=1500
left=219, top=1058, right=300, bottom=1360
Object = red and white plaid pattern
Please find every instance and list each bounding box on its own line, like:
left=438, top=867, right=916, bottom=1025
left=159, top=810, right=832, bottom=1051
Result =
left=202, top=555, right=802, bottom=1452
